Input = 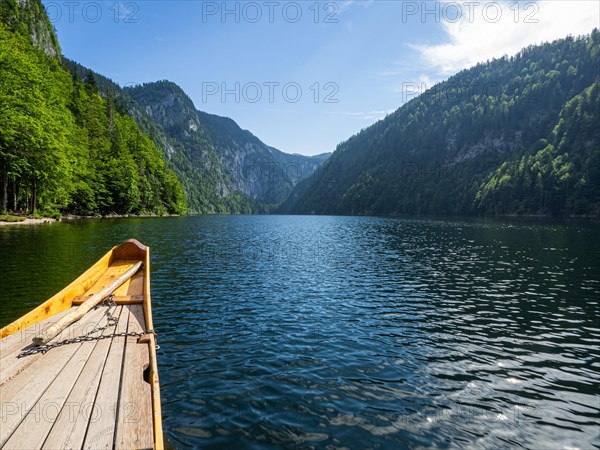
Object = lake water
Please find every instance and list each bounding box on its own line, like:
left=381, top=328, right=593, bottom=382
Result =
left=1, top=216, right=599, bottom=449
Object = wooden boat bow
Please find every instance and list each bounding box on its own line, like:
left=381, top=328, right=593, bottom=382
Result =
left=0, top=239, right=164, bottom=449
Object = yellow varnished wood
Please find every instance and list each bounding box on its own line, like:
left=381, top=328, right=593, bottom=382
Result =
left=0, top=307, right=76, bottom=362
left=114, top=305, right=153, bottom=450
left=0, top=248, right=114, bottom=339
left=33, top=262, right=142, bottom=345
left=0, top=239, right=164, bottom=449
left=5, top=307, right=122, bottom=450
left=144, top=246, right=165, bottom=450
left=82, top=306, right=130, bottom=450
left=0, top=307, right=109, bottom=447
left=72, top=294, right=144, bottom=305
left=42, top=306, right=125, bottom=450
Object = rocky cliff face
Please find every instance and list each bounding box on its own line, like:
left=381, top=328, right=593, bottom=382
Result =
left=19, top=0, right=59, bottom=57
left=196, top=111, right=330, bottom=204
left=125, top=81, right=237, bottom=212
left=60, top=68, right=330, bottom=212
left=1, top=0, right=61, bottom=57
left=127, top=81, right=330, bottom=206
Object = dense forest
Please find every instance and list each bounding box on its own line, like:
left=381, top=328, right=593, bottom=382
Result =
left=0, top=0, right=326, bottom=218
left=65, top=67, right=329, bottom=214
left=2, top=0, right=598, bottom=219
left=0, top=0, right=186, bottom=216
left=283, top=31, right=600, bottom=217
left=124, top=81, right=261, bottom=214
left=126, top=81, right=330, bottom=212
left=60, top=65, right=254, bottom=214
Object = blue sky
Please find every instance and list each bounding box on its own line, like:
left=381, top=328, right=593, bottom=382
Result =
left=42, top=1, right=599, bottom=155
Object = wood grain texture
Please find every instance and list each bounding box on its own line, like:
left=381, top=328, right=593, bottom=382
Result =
left=72, top=295, right=144, bottom=305
left=3, top=307, right=120, bottom=450
left=0, top=240, right=162, bottom=449
left=82, top=305, right=130, bottom=450
left=0, top=249, right=113, bottom=339
left=40, top=306, right=124, bottom=450
left=114, top=305, right=153, bottom=450
left=112, top=270, right=144, bottom=298
left=84, top=261, right=142, bottom=297
left=143, top=246, right=165, bottom=450
left=0, top=307, right=108, bottom=447
left=0, top=307, right=76, bottom=361
left=0, top=306, right=110, bottom=388
left=33, top=262, right=142, bottom=345
left=112, top=239, right=147, bottom=261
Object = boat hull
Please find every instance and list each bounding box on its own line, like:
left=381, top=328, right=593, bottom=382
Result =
left=0, top=239, right=163, bottom=449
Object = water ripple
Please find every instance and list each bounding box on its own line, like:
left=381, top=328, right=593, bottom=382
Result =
left=1, top=216, right=599, bottom=449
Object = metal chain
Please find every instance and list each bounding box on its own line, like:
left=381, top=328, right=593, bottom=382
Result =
left=18, top=295, right=157, bottom=358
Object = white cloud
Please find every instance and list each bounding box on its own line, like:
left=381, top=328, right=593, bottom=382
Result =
left=337, top=0, right=375, bottom=14
left=331, top=110, right=396, bottom=121
left=113, top=2, right=137, bottom=21
left=414, top=1, right=600, bottom=75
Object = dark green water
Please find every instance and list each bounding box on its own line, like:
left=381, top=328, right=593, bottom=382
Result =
left=1, top=216, right=599, bottom=449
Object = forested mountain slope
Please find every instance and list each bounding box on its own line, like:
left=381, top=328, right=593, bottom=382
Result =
left=125, top=81, right=256, bottom=213
left=0, top=0, right=186, bottom=216
left=64, top=63, right=247, bottom=213
left=65, top=66, right=331, bottom=213
left=284, top=31, right=600, bottom=217
left=1, top=0, right=327, bottom=216
left=127, top=82, right=330, bottom=208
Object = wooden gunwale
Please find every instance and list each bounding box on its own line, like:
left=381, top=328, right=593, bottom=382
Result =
left=0, top=239, right=164, bottom=450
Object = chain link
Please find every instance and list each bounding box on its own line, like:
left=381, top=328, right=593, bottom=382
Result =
left=18, top=295, right=157, bottom=358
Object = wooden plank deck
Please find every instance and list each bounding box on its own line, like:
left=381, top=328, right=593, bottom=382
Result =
left=0, top=307, right=78, bottom=386
left=0, top=302, right=154, bottom=449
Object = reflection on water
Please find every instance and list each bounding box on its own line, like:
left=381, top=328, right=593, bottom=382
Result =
left=1, top=216, right=599, bottom=449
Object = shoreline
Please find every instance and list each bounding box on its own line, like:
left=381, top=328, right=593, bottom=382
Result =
left=61, top=213, right=180, bottom=221
left=0, top=213, right=181, bottom=227
left=0, top=217, right=58, bottom=227
left=2, top=212, right=598, bottom=227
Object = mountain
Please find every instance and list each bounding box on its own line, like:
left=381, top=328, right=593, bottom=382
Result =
left=125, top=81, right=330, bottom=210
left=195, top=110, right=330, bottom=204
left=0, top=0, right=186, bottom=216
left=283, top=31, right=600, bottom=217
left=0, top=0, right=59, bottom=57
left=124, top=81, right=253, bottom=213
left=64, top=70, right=331, bottom=214
left=1, top=0, right=329, bottom=216
left=63, top=62, right=237, bottom=213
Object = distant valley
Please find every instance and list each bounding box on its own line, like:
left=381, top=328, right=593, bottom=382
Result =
left=67, top=64, right=331, bottom=214
left=0, top=0, right=597, bottom=218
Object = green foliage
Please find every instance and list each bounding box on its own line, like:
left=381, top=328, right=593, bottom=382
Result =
left=126, top=81, right=265, bottom=213
left=0, top=214, right=25, bottom=223
left=285, top=30, right=600, bottom=217
left=0, top=21, right=186, bottom=216
left=0, top=0, right=60, bottom=57
left=477, top=80, right=600, bottom=216
left=63, top=63, right=328, bottom=214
